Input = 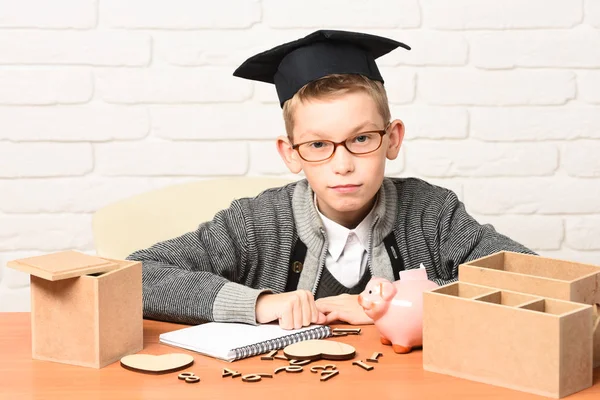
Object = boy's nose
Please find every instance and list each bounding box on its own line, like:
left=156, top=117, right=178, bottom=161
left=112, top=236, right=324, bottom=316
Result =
left=330, top=145, right=355, bottom=174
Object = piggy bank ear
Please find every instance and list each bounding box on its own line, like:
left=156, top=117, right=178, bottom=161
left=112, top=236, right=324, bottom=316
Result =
left=379, top=281, right=396, bottom=301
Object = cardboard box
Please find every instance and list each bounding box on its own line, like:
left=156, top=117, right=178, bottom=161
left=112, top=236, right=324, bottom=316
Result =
left=459, top=251, right=600, bottom=368
left=7, top=251, right=143, bottom=368
left=423, top=282, right=593, bottom=398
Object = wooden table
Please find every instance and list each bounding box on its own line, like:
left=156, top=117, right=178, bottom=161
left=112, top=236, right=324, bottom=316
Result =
left=0, top=313, right=598, bottom=400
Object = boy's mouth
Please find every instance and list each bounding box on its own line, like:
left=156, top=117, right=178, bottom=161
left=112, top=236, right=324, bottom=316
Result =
left=330, top=184, right=361, bottom=193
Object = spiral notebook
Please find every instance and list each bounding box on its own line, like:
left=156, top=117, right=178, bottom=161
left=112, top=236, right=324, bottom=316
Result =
left=159, top=322, right=332, bottom=362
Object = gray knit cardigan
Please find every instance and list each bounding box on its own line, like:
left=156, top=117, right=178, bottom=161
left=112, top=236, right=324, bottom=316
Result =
left=127, top=177, right=535, bottom=325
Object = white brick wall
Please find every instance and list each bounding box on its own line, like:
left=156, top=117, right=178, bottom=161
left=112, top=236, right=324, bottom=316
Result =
left=419, top=70, right=576, bottom=105
left=0, top=70, right=93, bottom=105
left=96, top=68, right=253, bottom=104
left=405, top=142, right=558, bottom=177
left=0, top=106, right=149, bottom=141
left=0, top=0, right=97, bottom=29
left=420, top=0, right=581, bottom=29
left=579, top=71, right=600, bottom=103
left=151, top=105, right=282, bottom=140
left=262, top=0, right=421, bottom=28
left=470, top=107, right=600, bottom=140
left=0, top=143, right=93, bottom=177
left=1, top=0, right=599, bottom=311
left=0, top=32, right=151, bottom=66
left=94, top=141, right=249, bottom=176
left=469, top=28, right=600, bottom=69
left=590, top=0, right=600, bottom=28
left=101, top=0, right=261, bottom=29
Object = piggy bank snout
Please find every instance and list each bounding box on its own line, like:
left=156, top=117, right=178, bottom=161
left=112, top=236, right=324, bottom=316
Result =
left=358, top=294, right=373, bottom=310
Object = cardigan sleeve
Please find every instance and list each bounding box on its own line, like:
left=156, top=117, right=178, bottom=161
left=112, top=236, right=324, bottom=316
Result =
left=433, top=190, right=537, bottom=286
left=126, top=200, right=271, bottom=326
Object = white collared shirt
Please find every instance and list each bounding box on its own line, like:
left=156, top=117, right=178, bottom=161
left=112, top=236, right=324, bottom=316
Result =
left=315, top=197, right=375, bottom=288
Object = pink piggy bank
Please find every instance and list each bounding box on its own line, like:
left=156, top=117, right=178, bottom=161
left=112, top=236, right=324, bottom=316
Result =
left=358, top=267, right=438, bottom=354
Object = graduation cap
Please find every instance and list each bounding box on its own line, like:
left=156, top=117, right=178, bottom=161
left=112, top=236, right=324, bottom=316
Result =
left=233, top=30, right=410, bottom=107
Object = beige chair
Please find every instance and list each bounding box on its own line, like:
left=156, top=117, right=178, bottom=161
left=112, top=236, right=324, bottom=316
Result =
left=92, top=177, right=295, bottom=259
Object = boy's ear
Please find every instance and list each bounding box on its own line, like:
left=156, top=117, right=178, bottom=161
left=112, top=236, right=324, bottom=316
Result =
left=276, top=135, right=303, bottom=174
left=385, top=119, right=405, bottom=160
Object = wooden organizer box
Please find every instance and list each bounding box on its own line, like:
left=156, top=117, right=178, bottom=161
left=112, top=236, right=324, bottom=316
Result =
left=459, top=251, right=600, bottom=368
left=423, top=281, right=594, bottom=399
left=7, top=250, right=143, bottom=368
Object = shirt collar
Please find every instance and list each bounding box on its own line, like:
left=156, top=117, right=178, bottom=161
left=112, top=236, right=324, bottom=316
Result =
left=314, top=194, right=376, bottom=261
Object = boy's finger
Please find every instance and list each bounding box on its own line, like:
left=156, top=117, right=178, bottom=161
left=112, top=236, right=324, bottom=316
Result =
left=325, top=311, right=339, bottom=325
left=309, top=297, right=319, bottom=323
left=280, top=303, right=293, bottom=330
left=292, top=298, right=302, bottom=329
left=316, top=312, right=328, bottom=325
left=315, top=300, right=333, bottom=314
left=301, top=297, right=311, bottom=327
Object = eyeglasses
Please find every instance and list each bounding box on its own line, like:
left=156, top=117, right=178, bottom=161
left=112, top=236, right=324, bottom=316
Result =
left=292, top=125, right=389, bottom=162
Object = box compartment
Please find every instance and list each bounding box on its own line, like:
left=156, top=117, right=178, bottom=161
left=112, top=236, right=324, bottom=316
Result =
left=460, top=252, right=600, bottom=303
left=460, top=251, right=600, bottom=368
left=472, top=290, right=541, bottom=307
left=423, top=282, right=593, bottom=398
left=432, top=281, right=498, bottom=298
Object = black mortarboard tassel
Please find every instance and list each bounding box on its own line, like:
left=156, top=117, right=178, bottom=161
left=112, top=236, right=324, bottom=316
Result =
left=233, top=30, right=410, bottom=107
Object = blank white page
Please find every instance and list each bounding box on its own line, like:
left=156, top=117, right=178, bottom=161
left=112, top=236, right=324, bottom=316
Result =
left=159, top=322, right=321, bottom=361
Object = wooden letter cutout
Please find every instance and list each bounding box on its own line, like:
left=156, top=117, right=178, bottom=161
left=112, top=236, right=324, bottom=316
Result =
left=367, top=352, right=383, bottom=363
left=353, top=360, right=374, bottom=371
left=222, top=368, right=241, bottom=378
left=320, top=370, right=339, bottom=381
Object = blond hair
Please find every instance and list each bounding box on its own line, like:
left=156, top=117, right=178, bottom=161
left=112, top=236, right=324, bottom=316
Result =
left=282, top=74, right=391, bottom=139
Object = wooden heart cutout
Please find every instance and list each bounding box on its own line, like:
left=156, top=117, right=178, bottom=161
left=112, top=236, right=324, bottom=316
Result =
left=283, top=340, right=356, bottom=361
left=120, top=353, right=194, bottom=374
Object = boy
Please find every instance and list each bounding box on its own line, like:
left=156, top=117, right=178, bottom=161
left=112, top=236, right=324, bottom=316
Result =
left=127, top=30, right=535, bottom=330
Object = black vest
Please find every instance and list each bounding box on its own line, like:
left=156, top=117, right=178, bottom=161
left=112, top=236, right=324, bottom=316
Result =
left=285, top=232, right=405, bottom=292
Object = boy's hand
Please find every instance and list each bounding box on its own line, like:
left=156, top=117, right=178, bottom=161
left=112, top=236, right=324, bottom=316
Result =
left=255, top=290, right=327, bottom=330
left=315, top=294, right=373, bottom=325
